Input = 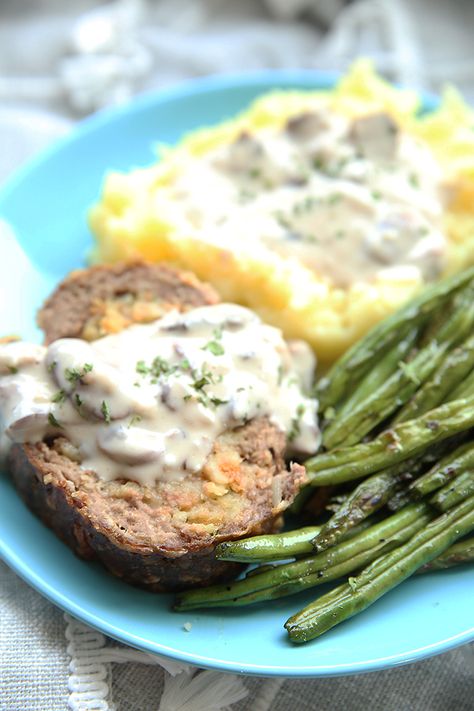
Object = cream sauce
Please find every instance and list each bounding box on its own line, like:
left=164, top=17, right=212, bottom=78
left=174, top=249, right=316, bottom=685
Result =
left=166, top=109, right=448, bottom=287
left=0, top=304, right=320, bottom=485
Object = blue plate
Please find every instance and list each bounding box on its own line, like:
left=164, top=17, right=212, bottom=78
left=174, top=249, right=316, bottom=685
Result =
left=0, top=71, right=472, bottom=677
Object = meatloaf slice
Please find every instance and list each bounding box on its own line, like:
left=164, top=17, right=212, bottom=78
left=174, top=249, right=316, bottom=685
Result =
left=9, top=420, right=305, bottom=591
left=9, top=262, right=307, bottom=591
left=38, top=261, right=218, bottom=344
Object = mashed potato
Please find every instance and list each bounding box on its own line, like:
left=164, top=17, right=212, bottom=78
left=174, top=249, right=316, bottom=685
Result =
left=89, top=61, right=474, bottom=364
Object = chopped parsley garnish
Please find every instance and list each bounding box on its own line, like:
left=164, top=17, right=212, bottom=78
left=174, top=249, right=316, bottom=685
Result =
left=202, top=340, right=225, bottom=356
left=47, top=360, right=57, bottom=373
left=184, top=391, right=228, bottom=409
left=181, top=363, right=227, bottom=409
left=8, top=366, right=18, bottom=375
left=65, top=363, right=93, bottom=383
left=335, top=230, right=346, bottom=240
left=101, top=400, right=111, bottom=424
left=277, top=364, right=284, bottom=385
left=151, top=356, right=172, bottom=378
left=191, top=364, right=219, bottom=392
left=238, top=188, right=256, bottom=203
left=292, top=196, right=317, bottom=215
left=313, top=156, right=348, bottom=177
left=288, top=403, right=305, bottom=442
left=312, top=156, right=325, bottom=171
left=72, top=393, right=89, bottom=421
left=294, top=160, right=311, bottom=183
left=409, top=172, right=419, bottom=188
left=128, top=414, right=142, bottom=428
left=48, top=412, right=62, bottom=428
left=136, top=360, right=149, bottom=375
left=274, top=210, right=291, bottom=229
left=192, top=376, right=211, bottom=391
left=327, top=193, right=341, bottom=206
left=371, top=190, right=382, bottom=201
left=248, top=167, right=261, bottom=179
left=51, top=390, right=66, bottom=404
left=210, top=397, right=229, bottom=407
left=136, top=356, right=189, bottom=380
left=65, top=368, right=81, bottom=382
left=334, top=156, right=349, bottom=173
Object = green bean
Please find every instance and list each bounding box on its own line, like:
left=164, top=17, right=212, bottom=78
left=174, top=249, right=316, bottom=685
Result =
left=311, top=460, right=423, bottom=551
left=395, top=333, right=474, bottom=422
left=323, top=286, right=474, bottom=449
left=215, top=526, right=321, bottom=562
left=174, top=545, right=386, bottom=610
left=216, top=518, right=378, bottom=564
left=327, top=326, right=418, bottom=422
left=386, top=489, right=413, bottom=512
left=305, top=397, right=474, bottom=487
left=316, top=266, right=474, bottom=411
left=285, top=495, right=474, bottom=643
left=174, top=504, right=430, bottom=609
left=410, top=441, right=474, bottom=498
left=430, top=470, right=474, bottom=512
left=418, top=536, right=474, bottom=572
left=450, top=366, right=474, bottom=401
left=353, top=493, right=474, bottom=589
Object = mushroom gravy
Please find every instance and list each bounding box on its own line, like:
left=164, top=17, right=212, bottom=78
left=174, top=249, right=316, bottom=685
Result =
left=167, top=109, right=448, bottom=287
left=0, top=304, right=320, bottom=484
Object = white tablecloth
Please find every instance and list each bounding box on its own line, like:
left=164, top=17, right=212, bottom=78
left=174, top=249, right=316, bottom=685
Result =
left=1, top=1, right=473, bottom=709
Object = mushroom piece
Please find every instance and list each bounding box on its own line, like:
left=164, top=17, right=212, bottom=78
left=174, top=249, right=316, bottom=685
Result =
left=286, top=111, right=331, bottom=141
left=349, top=113, right=399, bottom=162
left=0, top=342, right=46, bottom=375
left=222, top=131, right=265, bottom=172
left=46, top=339, right=96, bottom=393
left=365, top=212, right=446, bottom=280
left=97, top=424, right=166, bottom=466
left=6, top=411, right=51, bottom=442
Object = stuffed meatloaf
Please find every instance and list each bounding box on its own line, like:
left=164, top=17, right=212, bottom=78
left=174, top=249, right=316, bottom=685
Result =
left=1, top=262, right=319, bottom=591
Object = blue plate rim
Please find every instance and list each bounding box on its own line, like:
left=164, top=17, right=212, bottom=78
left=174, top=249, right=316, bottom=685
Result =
left=2, top=536, right=473, bottom=677
left=0, top=69, right=340, bottom=205
left=0, top=67, right=439, bottom=205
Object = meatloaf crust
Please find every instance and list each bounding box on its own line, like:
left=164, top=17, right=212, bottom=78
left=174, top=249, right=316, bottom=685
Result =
left=38, top=261, right=219, bottom=344
left=9, top=418, right=305, bottom=591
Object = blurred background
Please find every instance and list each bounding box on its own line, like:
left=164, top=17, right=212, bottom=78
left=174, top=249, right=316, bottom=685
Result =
left=1, top=0, right=473, bottom=180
